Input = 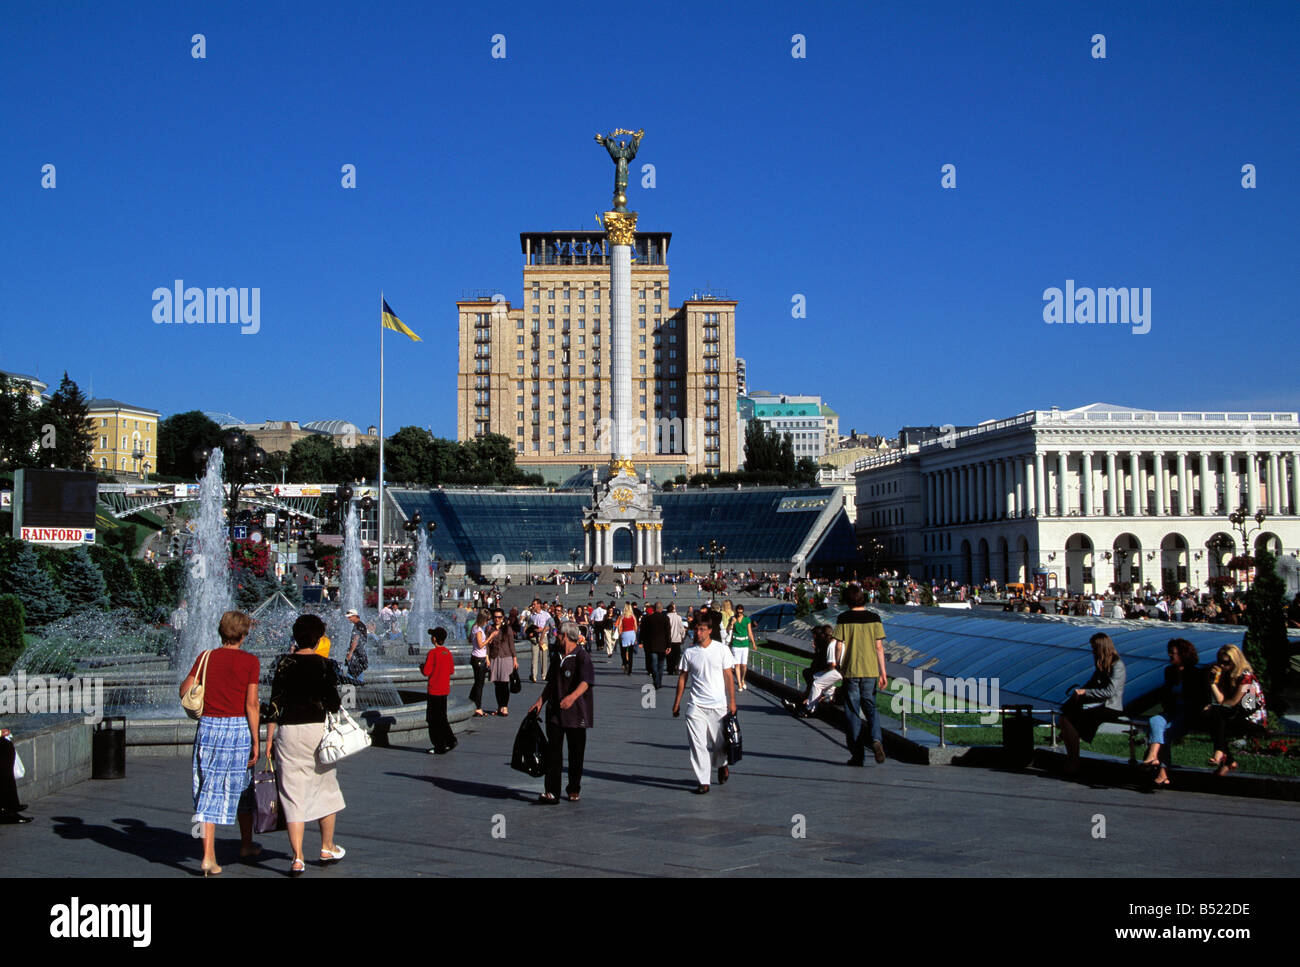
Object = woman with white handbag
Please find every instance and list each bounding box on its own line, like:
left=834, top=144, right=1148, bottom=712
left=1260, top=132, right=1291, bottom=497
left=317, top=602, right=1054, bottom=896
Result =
left=265, top=614, right=349, bottom=876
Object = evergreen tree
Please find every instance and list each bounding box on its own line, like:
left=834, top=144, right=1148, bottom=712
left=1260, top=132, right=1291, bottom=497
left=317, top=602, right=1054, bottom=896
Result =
left=6, top=543, right=68, bottom=626
left=38, top=372, right=95, bottom=470
left=1245, top=549, right=1290, bottom=711
left=88, top=543, right=143, bottom=611
left=60, top=545, right=111, bottom=611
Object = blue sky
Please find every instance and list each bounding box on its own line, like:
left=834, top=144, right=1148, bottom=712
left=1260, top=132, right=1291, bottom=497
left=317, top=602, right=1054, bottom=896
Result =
left=2, top=0, right=1297, bottom=439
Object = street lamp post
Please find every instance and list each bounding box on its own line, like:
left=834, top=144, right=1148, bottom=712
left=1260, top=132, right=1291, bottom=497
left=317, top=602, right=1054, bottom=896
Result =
left=521, top=549, right=534, bottom=586
left=698, top=540, right=726, bottom=580
left=569, top=548, right=580, bottom=573
left=670, top=546, right=683, bottom=578
left=1228, top=507, right=1268, bottom=590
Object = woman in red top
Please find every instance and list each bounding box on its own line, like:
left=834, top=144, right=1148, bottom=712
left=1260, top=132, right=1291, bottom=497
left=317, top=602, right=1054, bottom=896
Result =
left=179, top=610, right=261, bottom=876
left=618, top=604, right=638, bottom=675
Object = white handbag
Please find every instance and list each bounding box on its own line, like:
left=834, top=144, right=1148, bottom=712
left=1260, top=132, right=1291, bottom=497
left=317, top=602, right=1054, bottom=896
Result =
left=316, top=708, right=371, bottom=764
left=7, top=736, right=23, bottom=780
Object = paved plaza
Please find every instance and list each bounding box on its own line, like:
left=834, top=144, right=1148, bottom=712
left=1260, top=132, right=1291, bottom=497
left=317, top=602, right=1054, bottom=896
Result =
left=2, top=647, right=1297, bottom=878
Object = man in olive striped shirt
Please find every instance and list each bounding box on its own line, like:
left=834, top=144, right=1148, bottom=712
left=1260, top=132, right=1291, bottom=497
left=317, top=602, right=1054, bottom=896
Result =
left=835, top=585, right=888, bottom=766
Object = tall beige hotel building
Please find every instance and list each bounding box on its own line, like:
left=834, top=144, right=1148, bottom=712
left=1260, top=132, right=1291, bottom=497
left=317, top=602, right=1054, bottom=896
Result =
left=456, top=229, right=740, bottom=484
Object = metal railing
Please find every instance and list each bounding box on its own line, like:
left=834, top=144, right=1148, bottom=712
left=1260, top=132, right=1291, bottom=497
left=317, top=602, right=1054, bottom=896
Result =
left=893, top=698, right=1060, bottom=748
left=748, top=649, right=806, bottom=687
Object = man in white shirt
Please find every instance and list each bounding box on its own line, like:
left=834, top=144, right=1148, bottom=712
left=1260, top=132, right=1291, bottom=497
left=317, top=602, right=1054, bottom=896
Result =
left=673, top=614, right=737, bottom=794
left=527, top=598, right=554, bottom=682
left=589, top=602, right=608, bottom=658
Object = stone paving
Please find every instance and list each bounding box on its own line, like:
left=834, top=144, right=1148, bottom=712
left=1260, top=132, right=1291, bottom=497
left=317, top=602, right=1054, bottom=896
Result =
left=2, top=648, right=1297, bottom=877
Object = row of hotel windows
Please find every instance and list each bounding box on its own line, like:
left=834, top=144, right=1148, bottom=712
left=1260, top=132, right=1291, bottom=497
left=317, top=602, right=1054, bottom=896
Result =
left=100, top=436, right=151, bottom=451
left=529, top=281, right=664, bottom=300
left=97, top=418, right=153, bottom=430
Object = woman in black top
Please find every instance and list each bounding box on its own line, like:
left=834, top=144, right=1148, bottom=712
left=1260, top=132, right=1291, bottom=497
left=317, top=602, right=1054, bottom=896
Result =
left=1140, top=638, right=1205, bottom=786
left=266, top=614, right=346, bottom=876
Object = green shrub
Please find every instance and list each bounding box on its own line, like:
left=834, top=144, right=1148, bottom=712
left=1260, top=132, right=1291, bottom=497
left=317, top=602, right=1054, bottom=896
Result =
left=0, top=594, right=25, bottom=675
left=5, top=542, right=68, bottom=626
left=88, top=544, right=142, bottom=611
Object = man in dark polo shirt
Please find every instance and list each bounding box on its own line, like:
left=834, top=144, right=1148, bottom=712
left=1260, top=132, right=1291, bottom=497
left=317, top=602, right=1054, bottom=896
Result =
left=529, top=621, right=594, bottom=803
left=835, top=584, right=888, bottom=766
left=639, top=603, right=672, bottom=689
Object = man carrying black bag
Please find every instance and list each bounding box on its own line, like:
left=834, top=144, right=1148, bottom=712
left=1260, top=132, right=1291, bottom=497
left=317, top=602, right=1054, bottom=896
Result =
left=527, top=621, right=594, bottom=803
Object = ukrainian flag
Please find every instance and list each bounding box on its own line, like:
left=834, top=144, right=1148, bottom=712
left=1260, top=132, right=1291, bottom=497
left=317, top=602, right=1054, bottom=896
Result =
left=382, top=298, right=421, bottom=342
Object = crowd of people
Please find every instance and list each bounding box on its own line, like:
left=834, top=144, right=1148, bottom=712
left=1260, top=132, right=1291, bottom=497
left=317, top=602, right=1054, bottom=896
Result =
left=27, top=560, right=1281, bottom=873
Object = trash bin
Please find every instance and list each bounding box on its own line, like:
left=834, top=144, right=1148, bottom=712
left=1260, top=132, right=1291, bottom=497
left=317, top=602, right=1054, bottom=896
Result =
left=1001, top=705, right=1034, bottom=769
left=92, top=717, right=126, bottom=780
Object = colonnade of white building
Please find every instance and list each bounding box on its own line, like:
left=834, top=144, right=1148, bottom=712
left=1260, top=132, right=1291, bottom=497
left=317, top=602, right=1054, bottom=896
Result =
left=923, top=449, right=1300, bottom=526
left=584, top=520, right=663, bottom=567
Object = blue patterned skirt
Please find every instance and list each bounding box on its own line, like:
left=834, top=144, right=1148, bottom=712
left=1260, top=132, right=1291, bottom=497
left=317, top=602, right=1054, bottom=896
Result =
left=192, top=716, right=252, bottom=825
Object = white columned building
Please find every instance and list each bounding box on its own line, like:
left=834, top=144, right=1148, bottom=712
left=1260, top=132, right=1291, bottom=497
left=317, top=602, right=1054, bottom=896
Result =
left=853, top=403, right=1300, bottom=594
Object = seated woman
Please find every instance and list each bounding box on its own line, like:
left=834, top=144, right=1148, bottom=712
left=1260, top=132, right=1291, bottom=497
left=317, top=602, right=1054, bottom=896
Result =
left=1141, top=638, right=1205, bottom=786
left=1060, top=632, right=1126, bottom=774
left=1204, top=644, right=1267, bottom=777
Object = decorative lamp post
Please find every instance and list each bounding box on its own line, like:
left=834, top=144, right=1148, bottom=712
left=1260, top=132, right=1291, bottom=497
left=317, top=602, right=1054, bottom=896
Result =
left=521, top=549, right=534, bottom=586
left=670, top=546, right=683, bottom=578
left=1227, top=507, right=1267, bottom=590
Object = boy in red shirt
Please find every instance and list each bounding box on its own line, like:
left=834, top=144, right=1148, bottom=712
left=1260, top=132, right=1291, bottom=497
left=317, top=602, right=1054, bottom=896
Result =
left=422, top=627, right=457, bottom=754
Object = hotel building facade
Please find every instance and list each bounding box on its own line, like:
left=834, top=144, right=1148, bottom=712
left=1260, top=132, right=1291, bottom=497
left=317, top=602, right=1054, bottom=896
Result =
left=456, top=230, right=739, bottom=483
left=853, top=403, right=1300, bottom=594
left=88, top=398, right=161, bottom=478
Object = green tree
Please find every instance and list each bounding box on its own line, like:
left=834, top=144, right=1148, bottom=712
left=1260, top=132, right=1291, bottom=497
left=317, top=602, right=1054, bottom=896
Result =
left=0, top=594, right=25, bottom=675
left=60, top=545, right=110, bottom=611
left=287, top=434, right=336, bottom=482
left=88, top=543, right=142, bottom=611
left=38, top=372, right=95, bottom=470
left=0, top=373, right=41, bottom=470
left=385, top=426, right=435, bottom=483
left=129, top=558, right=170, bottom=616
left=6, top=542, right=68, bottom=626
left=1245, top=549, right=1290, bottom=711
left=157, top=411, right=224, bottom=478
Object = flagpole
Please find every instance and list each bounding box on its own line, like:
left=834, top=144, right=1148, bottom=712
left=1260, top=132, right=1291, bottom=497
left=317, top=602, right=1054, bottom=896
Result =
left=378, top=290, right=385, bottom=616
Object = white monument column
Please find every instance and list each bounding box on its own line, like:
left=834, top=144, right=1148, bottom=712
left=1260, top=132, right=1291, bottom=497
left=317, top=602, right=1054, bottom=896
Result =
left=1292, top=454, right=1300, bottom=515
left=608, top=219, right=635, bottom=463
left=1105, top=451, right=1118, bottom=516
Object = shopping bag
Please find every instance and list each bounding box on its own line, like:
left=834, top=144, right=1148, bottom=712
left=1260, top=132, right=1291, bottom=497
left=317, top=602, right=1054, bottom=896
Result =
left=510, top=711, right=549, bottom=778
left=721, top=712, right=743, bottom=765
left=509, top=669, right=522, bottom=694
left=251, top=768, right=286, bottom=833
